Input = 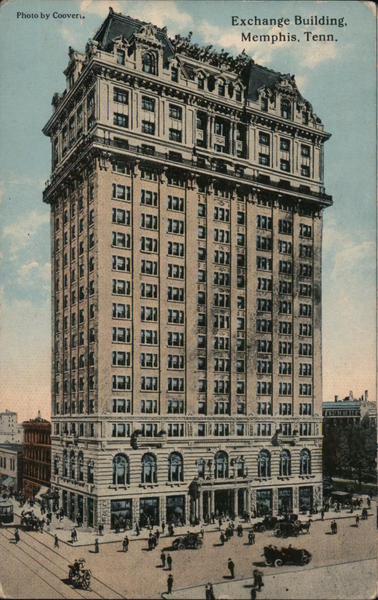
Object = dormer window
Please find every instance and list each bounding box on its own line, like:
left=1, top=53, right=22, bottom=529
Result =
left=142, top=52, right=156, bottom=75
left=198, top=76, right=204, bottom=90
left=171, top=67, right=178, bottom=82
left=218, top=81, right=225, bottom=96
left=117, top=49, right=125, bottom=65
left=261, top=97, right=268, bottom=112
left=281, top=99, right=292, bottom=119
left=235, top=87, right=242, bottom=102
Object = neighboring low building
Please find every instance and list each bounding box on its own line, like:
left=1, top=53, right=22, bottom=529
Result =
left=22, top=412, right=51, bottom=499
left=0, top=410, right=21, bottom=444
left=323, top=390, right=376, bottom=428
left=0, top=443, right=23, bottom=492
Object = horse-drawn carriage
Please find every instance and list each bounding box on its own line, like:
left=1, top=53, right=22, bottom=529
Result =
left=264, top=545, right=312, bottom=567
left=68, top=558, right=91, bottom=590
left=274, top=519, right=311, bottom=538
left=20, top=510, right=42, bottom=531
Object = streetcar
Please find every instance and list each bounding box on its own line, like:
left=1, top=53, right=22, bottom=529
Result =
left=0, top=498, right=14, bottom=523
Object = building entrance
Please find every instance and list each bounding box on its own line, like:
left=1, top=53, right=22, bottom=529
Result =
left=111, top=499, right=132, bottom=530
left=87, top=497, right=94, bottom=527
left=214, top=489, right=234, bottom=517
left=256, top=489, right=273, bottom=516
left=278, top=488, right=293, bottom=514
left=139, top=497, right=159, bottom=527
left=166, top=495, right=185, bottom=525
left=299, top=486, right=313, bottom=511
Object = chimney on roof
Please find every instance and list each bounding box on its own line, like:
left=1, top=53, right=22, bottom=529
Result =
left=37, top=410, right=41, bottom=419
left=364, top=390, right=368, bottom=402
left=334, top=395, right=338, bottom=402
left=349, top=390, right=353, bottom=400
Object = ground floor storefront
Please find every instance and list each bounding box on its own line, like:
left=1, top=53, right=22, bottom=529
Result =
left=55, top=480, right=322, bottom=530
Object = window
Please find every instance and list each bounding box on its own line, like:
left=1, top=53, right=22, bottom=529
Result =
left=256, top=318, right=272, bottom=333
left=141, top=237, right=158, bottom=253
left=257, top=256, right=272, bottom=271
left=279, top=450, right=291, bottom=476
left=112, top=327, right=131, bottom=343
left=168, top=452, right=183, bottom=482
left=279, top=381, right=292, bottom=395
left=214, top=451, right=228, bottom=479
left=112, top=255, right=130, bottom=272
left=169, top=128, right=182, bottom=142
left=257, top=381, right=272, bottom=395
left=114, top=113, right=128, bottom=128
left=299, top=402, right=312, bottom=416
left=168, top=332, right=184, bottom=347
left=279, top=219, right=292, bottom=234
left=300, top=224, right=312, bottom=238
left=301, top=165, right=310, bottom=177
left=261, top=97, right=268, bottom=111
left=171, top=67, right=178, bottom=82
left=168, top=286, right=184, bottom=302
left=300, top=303, right=312, bottom=317
left=112, top=375, right=131, bottom=390
left=301, top=144, right=310, bottom=157
left=141, top=190, right=158, bottom=206
left=299, top=323, right=312, bottom=337
left=279, top=240, right=292, bottom=254
left=258, top=277, right=272, bottom=291
left=141, top=330, right=158, bottom=345
left=279, top=280, right=292, bottom=294
left=112, top=183, right=130, bottom=201
left=258, top=450, right=271, bottom=477
left=113, top=454, right=129, bottom=485
left=168, top=241, right=184, bottom=256
left=141, top=96, right=155, bottom=111
left=142, top=53, right=156, bottom=75
left=112, top=351, right=131, bottom=367
left=116, top=49, right=125, bottom=65
left=113, top=398, right=130, bottom=413
left=168, top=195, right=184, bottom=211
left=300, top=449, right=311, bottom=475
left=279, top=260, right=292, bottom=274
left=169, top=104, right=182, bottom=120
left=113, top=87, right=128, bottom=104
left=142, top=121, right=155, bottom=135
left=299, top=383, right=312, bottom=396
left=168, top=218, right=184, bottom=234
left=257, top=215, right=272, bottom=230
left=112, top=280, right=131, bottom=297
left=281, top=99, right=292, bottom=119
left=168, top=309, right=184, bottom=324
left=141, top=453, right=157, bottom=483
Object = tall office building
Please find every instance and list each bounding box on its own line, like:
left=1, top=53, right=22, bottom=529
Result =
left=43, top=8, right=332, bottom=529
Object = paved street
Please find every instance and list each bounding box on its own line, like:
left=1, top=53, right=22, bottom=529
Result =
left=0, top=511, right=375, bottom=599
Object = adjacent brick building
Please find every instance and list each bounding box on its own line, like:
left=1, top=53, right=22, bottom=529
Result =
left=22, top=413, right=51, bottom=499
left=43, top=8, right=332, bottom=528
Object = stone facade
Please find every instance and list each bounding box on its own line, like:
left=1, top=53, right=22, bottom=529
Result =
left=43, top=8, right=331, bottom=529
left=22, top=416, right=51, bottom=499
left=0, top=444, right=23, bottom=491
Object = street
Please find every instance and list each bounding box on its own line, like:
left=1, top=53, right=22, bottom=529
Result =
left=0, top=512, right=375, bottom=599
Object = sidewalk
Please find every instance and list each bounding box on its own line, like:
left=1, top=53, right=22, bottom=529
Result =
left=10, top=497, right=375, bottom=548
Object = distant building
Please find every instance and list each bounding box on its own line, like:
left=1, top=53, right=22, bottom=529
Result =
left=0, top=444, right=23, bottom=492
left=0, top=410, right=21, bottom=444
left=323, top=390, right=376, bottom=428
left=22, top=412, right=51, bottom=499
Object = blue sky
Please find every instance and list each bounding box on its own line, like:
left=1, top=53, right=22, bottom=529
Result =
left=0, top=0, right=376, bottom=420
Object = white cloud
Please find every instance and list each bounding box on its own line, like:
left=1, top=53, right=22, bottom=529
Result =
left=2, top=210, right=49, bottom=259
left=17, top=260, right=50, bottom=287
left=79, top=0, right=192, bottom=31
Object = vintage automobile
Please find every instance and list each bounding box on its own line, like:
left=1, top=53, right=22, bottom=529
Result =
left=252, top=515, right=278, bottom=532
left=0, top=499, right=13, bottom=524
left=68, top=558, right=91, bottom=590
left=171, top=532, right=203, bottom=550
left=264, top=545, right=312, bottom=567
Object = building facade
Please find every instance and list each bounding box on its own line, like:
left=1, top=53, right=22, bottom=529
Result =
left=0, top=410, right=21, bottom=444
left=43, top=9, right=332, bottom=529
left=22, top=414, right=51, bottom=499
left=323, top=391, right=376, bottom=428
left=0, top=444, right=23, bottom=492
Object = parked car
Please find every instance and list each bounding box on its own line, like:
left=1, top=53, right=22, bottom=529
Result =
left=264, top=545, right=312, bottom=567
left=253, top=515, right=278, bottom=532
left=171, top=532, right=203, bottom=550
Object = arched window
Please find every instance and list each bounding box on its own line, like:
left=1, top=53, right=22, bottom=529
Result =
left=113, top=454, right=129, bottom=485
left=258, top=450, right=271, bottom=478
left=87, top=460, right=94, bottom=484
left=168, top=452, right=183, bottom=482
left=214, top=451, right=228, bottom=479
left=53, top=455, right=59, bottom=475
left=77, top=452, right=84, bottom=482
left=279, top=449, right=291, bottom=476
left=300, top=449, right=311, bottom=475
left=142, top=52, right=156, bottom=75
left=70, top=450, right=75, bottom=479
left=63, top=450, right=68, bottom=477
left=197, top=74, right=205, bottom=90
left=142, top=453, right=157, bottom=483
left=281, top=99, right=292, bottom=119
left=218, top=79, right=225, bottom=96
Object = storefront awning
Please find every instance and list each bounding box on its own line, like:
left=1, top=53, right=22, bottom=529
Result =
left=2, top=477, right=15, bottom=488
left=35, top=486, right=49, bottom=499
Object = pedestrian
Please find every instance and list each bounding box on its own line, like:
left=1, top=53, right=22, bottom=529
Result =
left=122, top=535, right=129, bottom=552
left=253, top=569, right=263, bottom=591
left=250, top=585, right=257, bottom=600
left=321, top=508, right=325, bottom=521
left=367, top=497, right=371, bottom=508
left=248, top=530, right=255, bottom=545
left=227, top=558, right=235, bottom=579
left=14, top=528, right=20, bottom=544
left=94, top=538, right=99, bottom=553
left=200, top=526, right=205, bottom=539
left=155, top=528, right=160, bottom=541
left=71, top=529, right=75, bottom=543
left=161, top=551, right=166, bottom=568
left=355, top=515, right=360, bottom=527
left=220, top=532, right=225, bottom=546
left=205, top=582, right=215, bottom=600
left=167, top=553, right=172, bottom=571
left=167, top=573, right=174, bottom=594
left=161, top=520, right=166, bottom=534
left=237, top=523, right=243, bottom=537
left=211, top=512, right=215, bottom=524
left=54, top=534, right=59, bottom=548
left=135, top=522, right=140, bottom=536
